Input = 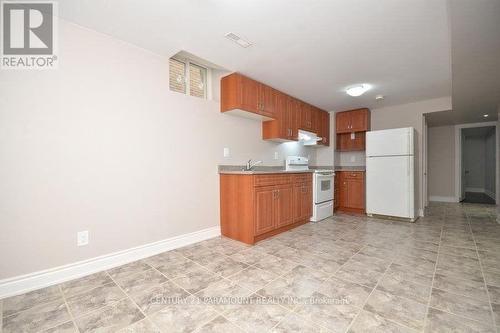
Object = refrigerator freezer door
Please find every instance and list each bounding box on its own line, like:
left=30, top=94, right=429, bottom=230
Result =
left=366, top=127, right=414, bottom=157
left=366, top=155, right=415, bottom=219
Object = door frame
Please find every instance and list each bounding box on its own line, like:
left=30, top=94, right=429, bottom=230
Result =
left=454, top=121, right=499, bottom=203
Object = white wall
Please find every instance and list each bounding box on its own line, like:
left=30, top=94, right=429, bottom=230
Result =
left=336, top=152, right=366, bottom=166
left=428, top=125, right=455, bottom=200
left=0, top=21, right=318, bottom=279
left=370, top=97, right=452, bottom=215
left=485, top=129, right=496, bottom=197
left=463, top=137, right=486, bottom=191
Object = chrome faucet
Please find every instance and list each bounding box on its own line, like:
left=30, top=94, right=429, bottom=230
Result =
left=244, top=159, right=263, bottom=171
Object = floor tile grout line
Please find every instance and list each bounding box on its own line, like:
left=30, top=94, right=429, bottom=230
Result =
left=342, top=252, right=396, bottom=333
left=421, top=215, right=444, bottom=333
left=468, top=212, right=498, bottom=329
left=104, top=271, right=161, bottom=333
left=53, top=285, right=79, bottom=333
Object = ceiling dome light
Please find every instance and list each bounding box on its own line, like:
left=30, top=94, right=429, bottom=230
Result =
left=346, top=84, right=371, bottom=97
left=484, top=114, right=489, bottom=117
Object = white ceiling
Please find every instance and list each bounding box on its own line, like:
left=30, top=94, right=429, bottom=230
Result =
left=427, top=0, right=500, bottom=126
left=57, top=0, right=452, bottom=112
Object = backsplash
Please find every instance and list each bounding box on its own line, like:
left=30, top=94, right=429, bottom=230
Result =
left=335, top=151, right=366, bottom=166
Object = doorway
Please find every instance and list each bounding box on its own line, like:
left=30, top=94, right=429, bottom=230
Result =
left=459, top=126, right=496, bottom=204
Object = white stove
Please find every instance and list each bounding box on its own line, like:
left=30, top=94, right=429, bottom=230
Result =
left=285, top=156, right=335, bottom=222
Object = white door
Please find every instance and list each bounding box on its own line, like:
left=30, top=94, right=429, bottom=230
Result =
left=366, top=155, right=414, bottom=218
left=366, top=127, right=414, bottom=157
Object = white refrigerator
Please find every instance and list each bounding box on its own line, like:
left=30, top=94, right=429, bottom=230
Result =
left=366, top=127, right=417, bottom=221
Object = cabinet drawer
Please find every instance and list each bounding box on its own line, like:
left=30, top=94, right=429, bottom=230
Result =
left=292, top=173, right=312, bottom=184
left=342, top=172, right=364, bottom=180
left=254, top=174, right=292, bottom=187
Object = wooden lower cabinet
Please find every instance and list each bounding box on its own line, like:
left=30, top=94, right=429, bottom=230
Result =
left=220, top=173, right=312, bottom=244
left=336, top=171, right=365, bottom=214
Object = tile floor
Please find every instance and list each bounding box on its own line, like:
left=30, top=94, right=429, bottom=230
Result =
left=2, top=202, right=500, bottom=332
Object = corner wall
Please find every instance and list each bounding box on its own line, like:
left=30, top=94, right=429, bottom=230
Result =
left=370, top=97, right=452, bottom=215
left=0, top=20, right=316, bottom=280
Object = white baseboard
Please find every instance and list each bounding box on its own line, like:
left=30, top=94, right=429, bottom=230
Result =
left=429, top=196, right=459, bottom=203
left=0, top=226, right=221, bottom=299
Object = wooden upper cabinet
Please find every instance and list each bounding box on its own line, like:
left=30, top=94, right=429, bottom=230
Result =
left=299, top=102, right=313, bottom=131
left=262, top=92, right=297, bottom=141
left=336, top=132, right=365, bottom=151
left=336, top=108, right=370, bottom=133
left=221, top=73, right=277, bottom=120
left=260, top=84, right=278, bottom=118
left=317, top=110, right=330, bottom=146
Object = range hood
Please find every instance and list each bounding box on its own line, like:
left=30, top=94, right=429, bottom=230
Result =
left=298, top=129, right=322, bottom=146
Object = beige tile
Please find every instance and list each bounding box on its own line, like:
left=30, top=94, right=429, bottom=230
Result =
left=114, top=268, right=167, bottom=295
left=200, top=256, right=249, bottom=278
left=149, top=302, right=218, bottom=333
left=42, top=321, right=78, bottom=333
left=196, top=315, right=244, bottom=332
left=492, top=303, right=500, bottom=328
left=384, top=263, right=433, bottom=286
left=3, top=285, right=62, bottom=317
left=364, top=289, right=427, bottom=330
left=61, top=272, right=113, bottom=298
left=349, top=310, right=418, bottom=333
left=74, top=298, right=144, bottom=333
left=424, top=307, right=495, bottom=333
left=66, top=283, right=126, bottom=318
left=335, top=261, right=384, bottom=288
left=223, top=303, right=290, bottom=333
left=439, top=245, right=478, bottom=259
left=295, top=302, right=360, bottom=333
left=432, top=273, right=488, bottom=300
left=3, top=300, right=70, bottom=333
left=228, top=266, right=278, bottom=293
left=118, top=318, right=161, bottom=333
left=271, top=312, right=325, bottom=333
left=487, top=285, right=500, bottom=304
left=252, top=254, right=299, bottom=276
left=172, top=268, right=221, bottom=294
left=376, top=274, right=431, bottom=303
left=319, top=277, right=372, bottom=307
left=430, top=288, right=493, bottom=324
left=107, top=261, right=151, bottom=280
left=154, top=258, right=203, bottom=280
left=129, top=280, right=190, bottom=315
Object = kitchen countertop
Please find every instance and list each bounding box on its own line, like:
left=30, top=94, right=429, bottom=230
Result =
left=218, top=165, right=315, bottom=175
left=334, top=166, right=366, bottom=171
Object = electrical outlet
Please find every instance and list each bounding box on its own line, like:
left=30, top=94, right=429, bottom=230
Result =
left=77, top=231, right=89, bottom=246
left=223, top=147, right=230, bottom=158
left=274, top=152, right=279, bottom=160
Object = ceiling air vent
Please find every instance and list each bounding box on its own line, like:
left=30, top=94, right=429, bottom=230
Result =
left=225, top=32, right=252, bottom=48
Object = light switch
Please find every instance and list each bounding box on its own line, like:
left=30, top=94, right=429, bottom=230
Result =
left=223, top=147, right=230, bottom=158
left=350, top=133, right=355, bottom=140
left=274, top=152, right=279, bottom=160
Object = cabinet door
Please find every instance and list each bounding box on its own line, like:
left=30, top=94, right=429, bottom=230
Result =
left=346, top=179, right=365, bottom=209
left=300, top=102, right=313, bottom=131
left=260, top=84, right=277, bottom=118
left=276, top=92, right=289, bottom=138
left=239, top=75, right=260, bottom=113
left=300, top=184, right=312, bottom=220
left=287, top=97, right=299, bottom=140
left=338, top=173, right=348, bottom=208
left=276, top=186, right=294, bottom=227
left=336, top=112, right=352, bottom=133
left=350, top=109, right=369, bottom=132
left=254, top=187, right=276, bottom=235
left=350, top=132, right=366, bottom=150
left=318, top=111, right=330, bottom=146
